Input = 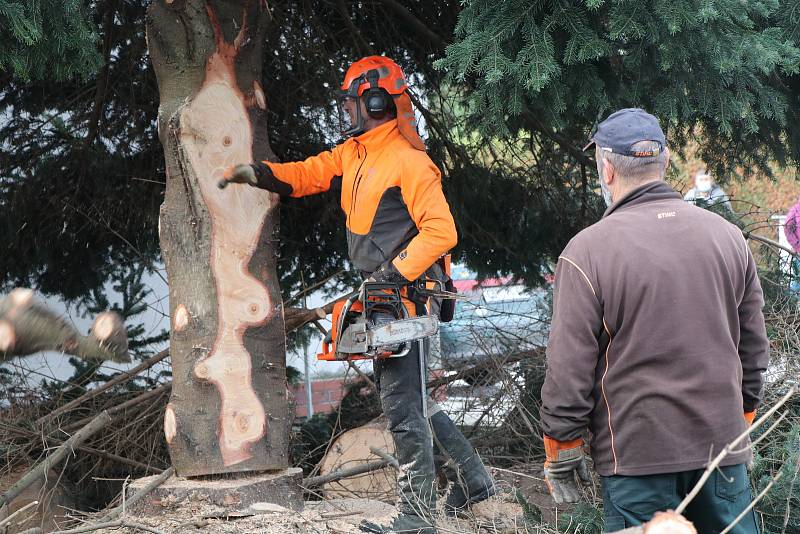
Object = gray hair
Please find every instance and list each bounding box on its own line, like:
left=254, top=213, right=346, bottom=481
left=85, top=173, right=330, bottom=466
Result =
left=596, top=141, right=668, bottom=184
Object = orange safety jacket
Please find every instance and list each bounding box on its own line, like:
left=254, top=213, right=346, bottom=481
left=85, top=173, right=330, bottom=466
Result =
left=264, top=120, right=457, bottom=282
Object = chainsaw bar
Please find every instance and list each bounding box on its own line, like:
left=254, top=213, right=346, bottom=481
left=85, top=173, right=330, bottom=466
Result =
left=336, top=315, right=439, bottom=356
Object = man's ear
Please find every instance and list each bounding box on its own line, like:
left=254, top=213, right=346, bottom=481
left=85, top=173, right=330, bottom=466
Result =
left=602, top=156, right=615, bottom=185
left=663, top=147, right=671, bottom=171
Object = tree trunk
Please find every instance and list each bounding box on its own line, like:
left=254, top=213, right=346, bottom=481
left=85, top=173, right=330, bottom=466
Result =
left=147, top=1, right=288, bottom=477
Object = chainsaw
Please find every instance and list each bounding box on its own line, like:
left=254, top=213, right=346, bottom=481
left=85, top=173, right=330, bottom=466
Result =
left=316, top=281, right=440, bottom=362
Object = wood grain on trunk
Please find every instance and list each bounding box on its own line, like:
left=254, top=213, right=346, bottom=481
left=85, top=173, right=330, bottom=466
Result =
left=148, top=1, right=288, bottom=476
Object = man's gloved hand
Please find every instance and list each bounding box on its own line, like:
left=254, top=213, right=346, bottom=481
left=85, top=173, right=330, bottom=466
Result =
left=368, top=262, right=411, bottom=286
left=744, top=411, right=757, bottom=471
left=218, top=162, right=293, bottom=195
left=744, top=410, right=756, bottom=426
left=543, top=436, right=592, bottom=505
left=219, top=164, right=258, bottom=188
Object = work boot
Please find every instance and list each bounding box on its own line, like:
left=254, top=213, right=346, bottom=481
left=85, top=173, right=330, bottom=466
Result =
left=359, top=514, right=436, bottom=534
left=430, top=411, right=497, bottom=516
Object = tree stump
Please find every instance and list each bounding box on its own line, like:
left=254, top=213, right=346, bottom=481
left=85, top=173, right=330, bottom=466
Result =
left=125, top=468, right=304, bottom=517
left=147, top=1, right=288, bottom=477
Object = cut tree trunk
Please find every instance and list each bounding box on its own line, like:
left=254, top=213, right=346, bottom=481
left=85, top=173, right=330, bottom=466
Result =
left=147, top=1, right=288, bottom=476
left=317, top=419, right=396, bottom=500
left=0, top=288, right=128, bottom=363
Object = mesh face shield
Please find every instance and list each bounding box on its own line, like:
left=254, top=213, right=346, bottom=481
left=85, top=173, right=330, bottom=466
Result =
left=336, top=93, right=367, bottom=138
left=337, top=73, right=368, bottom=137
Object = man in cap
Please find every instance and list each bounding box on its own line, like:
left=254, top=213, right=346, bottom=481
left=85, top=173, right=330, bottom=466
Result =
left=221, top=56, right=495, bottom=534
left=539, top=108, right=769, bottom=532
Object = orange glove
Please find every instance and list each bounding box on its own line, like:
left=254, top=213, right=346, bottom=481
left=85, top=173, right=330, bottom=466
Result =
left=543, top=436, right=591, bottom=504
left=744, top=410, right=756, bottom=426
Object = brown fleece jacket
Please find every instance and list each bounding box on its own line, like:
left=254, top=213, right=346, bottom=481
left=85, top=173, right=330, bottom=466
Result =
left=540, top=181, right=769, bottom=476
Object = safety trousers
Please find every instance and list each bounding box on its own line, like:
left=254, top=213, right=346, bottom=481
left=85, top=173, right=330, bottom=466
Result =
left=374, top=337, right=437, bottom=518
left=601, top=464, right=759, bottom=534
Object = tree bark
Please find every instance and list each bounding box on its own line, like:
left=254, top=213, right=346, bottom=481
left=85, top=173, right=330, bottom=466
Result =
left=146, top=1, right=288, bottom=477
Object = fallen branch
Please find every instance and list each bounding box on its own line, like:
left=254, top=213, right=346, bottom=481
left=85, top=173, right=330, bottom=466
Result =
left=38, top=349, right=169, bottom=425
left=675, top=385, right=797, bottom=514
left=303, top=459, right=389, bottom=488
left=284, top=292, right=355, bottom=333
left=369, top=447, right=399, bottom=469
left=0, top=500, right=39, bottom=528
left=51, top=520, right=167, bottom=534
left=3, top=424, right=164, bottom=474
left=0, top=288, right=128, bottom=363
left=0, top=411, right=112, bottom=508
left=100, top=466, right=176, bottom=522
left=64, top=382, right=171, bottom=432
left=743, top=231, right=798, bottom=257
left=426, top=346, right=545, bottom=390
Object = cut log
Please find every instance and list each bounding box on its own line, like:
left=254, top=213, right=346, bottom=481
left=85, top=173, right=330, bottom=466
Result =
left=147, top=2, right=288, bottom=476
left=317, top=419, right=396, bottom=500
left=609, top=511, right=697, bottom=534
left=0, top=288, right=128, bottom=363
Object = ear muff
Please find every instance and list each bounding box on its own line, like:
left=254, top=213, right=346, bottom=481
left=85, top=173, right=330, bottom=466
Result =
left=363, top=69, right=389, bottom=119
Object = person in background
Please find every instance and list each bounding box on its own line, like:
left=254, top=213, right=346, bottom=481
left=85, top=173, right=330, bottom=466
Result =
left=683, top=169, right=733, bottom=212
left=540, top=108, right=769, bottom=533
left=785, top=198, right=800, bottom=295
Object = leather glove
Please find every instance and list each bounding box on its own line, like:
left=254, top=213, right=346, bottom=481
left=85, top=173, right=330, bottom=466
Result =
left=368, top=262, right=411, bottom=286
left=218, top=162, right=293, bottom=195
left=219, top=164, right=258, bottom=188
left=543, top=436, right=592, bottom=504
left=744, top=410, right=757, bottom=471
left=744, top=410, right=756, bottom=426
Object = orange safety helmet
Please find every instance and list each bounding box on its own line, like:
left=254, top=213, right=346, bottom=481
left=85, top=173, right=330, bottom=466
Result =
left=338, top=56, right=425, bottom=150
left=341, top=56, right=409, bottom=96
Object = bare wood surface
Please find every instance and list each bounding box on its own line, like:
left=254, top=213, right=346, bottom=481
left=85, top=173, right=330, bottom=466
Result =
left=605, top=510, right=697, bottom=533
left=100, top=467, right=176, bottom=522
left=38, top=349, right=169, bottom=425
left=0, top=411, right=112, bottom=508
left=149, top=1, right=288, bottom=476
left=303, top=459, right=390, bottom=488
left=0, top=289, right=128, bottom=363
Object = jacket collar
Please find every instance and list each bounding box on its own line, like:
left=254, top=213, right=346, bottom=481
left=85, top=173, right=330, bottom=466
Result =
left=603, top=180, right=682, bottom=218
left=352, top=119, right=399, bottom=149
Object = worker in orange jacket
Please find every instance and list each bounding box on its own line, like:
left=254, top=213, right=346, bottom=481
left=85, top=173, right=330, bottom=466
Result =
left=223, top=56, right=495, bottom=534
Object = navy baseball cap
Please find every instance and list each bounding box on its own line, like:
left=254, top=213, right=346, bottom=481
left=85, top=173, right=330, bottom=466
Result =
left=584, top=108, right=666, bottom=157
